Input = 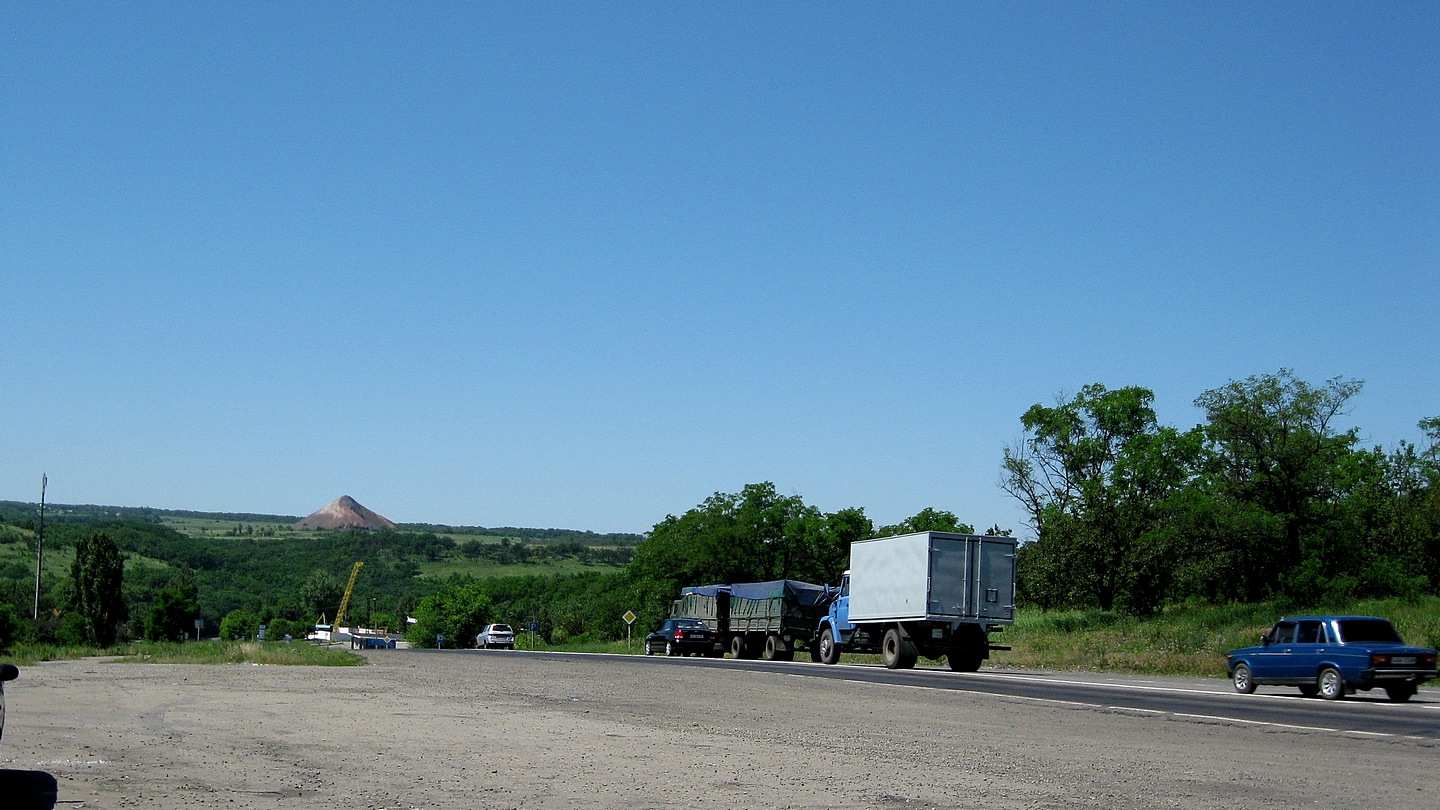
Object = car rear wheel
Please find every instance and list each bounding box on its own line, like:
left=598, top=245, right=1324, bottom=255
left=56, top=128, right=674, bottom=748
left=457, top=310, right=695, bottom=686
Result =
left=1318, top=667, right=1345, bottom=700
left=1231, top=663, right=1256, bottom=694
left=665, top=641, right=678, bottom=656
left=1385, top=683, right=1417, bottom=703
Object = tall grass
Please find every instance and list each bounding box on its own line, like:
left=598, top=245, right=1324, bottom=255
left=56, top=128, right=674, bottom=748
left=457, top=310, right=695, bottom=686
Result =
left=996, top=596, right=1440, bottom=677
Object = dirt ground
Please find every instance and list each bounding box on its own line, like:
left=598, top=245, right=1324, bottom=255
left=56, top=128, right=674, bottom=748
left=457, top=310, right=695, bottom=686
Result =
left=2, top=650, right=1436, bottom=809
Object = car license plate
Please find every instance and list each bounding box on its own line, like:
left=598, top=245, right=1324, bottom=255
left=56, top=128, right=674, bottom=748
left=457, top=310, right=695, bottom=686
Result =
left=1392, top=656, right=1416, bottom=665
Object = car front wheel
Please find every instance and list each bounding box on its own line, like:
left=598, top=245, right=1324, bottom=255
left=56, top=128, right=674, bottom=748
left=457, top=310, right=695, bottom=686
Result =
left=1232, top=663, right=1256, bottom=694
left=1318, top=667, right=1345, bottom=700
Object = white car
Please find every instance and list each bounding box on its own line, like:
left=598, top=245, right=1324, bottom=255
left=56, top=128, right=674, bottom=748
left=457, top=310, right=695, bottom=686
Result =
left=476, top=624, right=516, bottom=649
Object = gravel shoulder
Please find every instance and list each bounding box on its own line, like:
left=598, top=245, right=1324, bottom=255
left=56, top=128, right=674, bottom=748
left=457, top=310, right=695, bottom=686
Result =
left=2, top=651, right=1436, bottom=809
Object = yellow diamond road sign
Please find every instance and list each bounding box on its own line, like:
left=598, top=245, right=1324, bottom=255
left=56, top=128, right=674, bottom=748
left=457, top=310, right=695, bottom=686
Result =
left=623, top=610, right=636, bottom=625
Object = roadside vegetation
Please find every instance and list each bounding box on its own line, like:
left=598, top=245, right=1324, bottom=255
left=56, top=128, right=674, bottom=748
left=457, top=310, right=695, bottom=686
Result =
left=3, top=638, right=362, bottom=667
left=3, top=369, right=1438, bottom=674
left=996, top=596, right=1440, bottom=677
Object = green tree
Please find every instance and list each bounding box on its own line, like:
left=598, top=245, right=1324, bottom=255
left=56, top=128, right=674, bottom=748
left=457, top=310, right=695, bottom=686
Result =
left=71, top=530, right=127, bottom=647
left=298, top=569, right=344, bottom=623
left=631, top=483, right=817, bottom=590
left=0, top=602, right=25, bottom=651
left=406, top=580, right=493, bottom=648
left=1194, top=370, right=1364, bottom=601
left=146, top=581, right=201, bottom=641
left=875, top=507, right=974, bottom=537
left=219, top=609, right=261, bottom=640
left=1003, top=384, right=1201, bottom=612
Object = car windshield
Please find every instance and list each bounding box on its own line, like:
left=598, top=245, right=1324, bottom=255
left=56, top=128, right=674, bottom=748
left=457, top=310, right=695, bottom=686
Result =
left=1335, top=619, right=1402, bottom=643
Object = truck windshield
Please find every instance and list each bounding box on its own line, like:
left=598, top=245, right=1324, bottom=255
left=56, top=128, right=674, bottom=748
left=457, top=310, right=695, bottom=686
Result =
left=1335, top=619, right=1403, bottom=643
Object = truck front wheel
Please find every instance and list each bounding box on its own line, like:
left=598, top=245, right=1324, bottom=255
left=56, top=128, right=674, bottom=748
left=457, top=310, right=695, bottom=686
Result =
left=882, top=628, right=918, bottom=670
left=819, top=628, right=841, bottom=665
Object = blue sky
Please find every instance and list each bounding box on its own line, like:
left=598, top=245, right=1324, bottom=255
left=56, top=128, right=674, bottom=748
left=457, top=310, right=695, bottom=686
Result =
left=3, top=4, right=1436, bottom=535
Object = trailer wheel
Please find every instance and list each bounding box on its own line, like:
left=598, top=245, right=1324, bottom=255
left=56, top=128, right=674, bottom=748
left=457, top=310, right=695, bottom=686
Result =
left=762, top=635, right=780, bottom=661
left=729, top=635, right=746, bottom=659
left=819, top=628, right=841, bottom=665
left=882, top=628, right=918, bottom=669
left=761, top=635, right=794, bottom=661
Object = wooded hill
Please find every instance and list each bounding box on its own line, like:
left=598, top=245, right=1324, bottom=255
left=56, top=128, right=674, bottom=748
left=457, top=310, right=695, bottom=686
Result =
left=0, top=500, right=639, bottom=646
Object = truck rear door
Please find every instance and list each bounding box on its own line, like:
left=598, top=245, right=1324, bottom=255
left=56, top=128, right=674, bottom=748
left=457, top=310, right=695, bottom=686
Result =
left=976, top=537, right=1015, bottom=621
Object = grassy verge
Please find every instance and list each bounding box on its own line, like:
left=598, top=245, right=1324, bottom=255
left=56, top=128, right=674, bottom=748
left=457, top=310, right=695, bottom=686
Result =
left=2, top=640, right=364, bottom=667
left=993, top=596, right=1440, bottom=677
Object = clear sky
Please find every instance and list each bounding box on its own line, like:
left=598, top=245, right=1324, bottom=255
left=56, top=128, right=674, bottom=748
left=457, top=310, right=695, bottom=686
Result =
left=3, top=4, right=1436, bottom=535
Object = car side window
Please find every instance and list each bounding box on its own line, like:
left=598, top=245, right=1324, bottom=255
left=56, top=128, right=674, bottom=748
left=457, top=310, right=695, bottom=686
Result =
left=1270, top=622, right=1296, bottom=644
left=1296, top=621, right=1322, bottom=644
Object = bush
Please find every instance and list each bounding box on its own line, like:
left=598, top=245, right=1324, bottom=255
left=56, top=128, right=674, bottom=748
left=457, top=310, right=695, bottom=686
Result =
left=0, top=603, right=25, bottom=651
left=219, top=609, right=260, bottom=641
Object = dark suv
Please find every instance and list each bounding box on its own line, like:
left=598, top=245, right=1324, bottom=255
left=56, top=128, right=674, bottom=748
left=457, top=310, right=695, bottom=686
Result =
left=1226, top=616, right=1438, bottom=701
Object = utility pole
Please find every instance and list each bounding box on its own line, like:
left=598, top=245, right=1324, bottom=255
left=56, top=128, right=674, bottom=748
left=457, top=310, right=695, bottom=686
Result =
left=34, top=473, right=46, bottom=620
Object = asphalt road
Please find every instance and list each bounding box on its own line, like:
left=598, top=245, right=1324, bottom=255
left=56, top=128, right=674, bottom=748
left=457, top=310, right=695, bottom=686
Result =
left=494, top=649, right=1440, bottom=744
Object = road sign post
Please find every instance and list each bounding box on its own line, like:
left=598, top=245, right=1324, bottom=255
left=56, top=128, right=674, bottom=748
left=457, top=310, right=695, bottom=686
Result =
left=623, top=610, right=637, bottom=651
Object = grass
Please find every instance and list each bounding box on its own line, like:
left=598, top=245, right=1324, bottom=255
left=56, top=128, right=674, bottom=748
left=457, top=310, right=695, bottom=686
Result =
left=2, top=639, right=364, bottom=667
left=993, top=596, right=1440, bottom=677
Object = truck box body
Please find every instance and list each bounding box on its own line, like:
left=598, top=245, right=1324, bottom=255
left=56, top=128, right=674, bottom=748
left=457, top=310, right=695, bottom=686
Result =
left=848, top=531, right=1016, bottom=625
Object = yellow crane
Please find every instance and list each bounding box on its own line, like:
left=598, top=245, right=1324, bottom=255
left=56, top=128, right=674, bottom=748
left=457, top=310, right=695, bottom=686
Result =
left=332, top=562, right=364, bottom=632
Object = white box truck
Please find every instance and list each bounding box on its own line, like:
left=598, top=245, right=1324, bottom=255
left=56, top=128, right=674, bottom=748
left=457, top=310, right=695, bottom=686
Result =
left=815, top=531, right=1017, bottom=670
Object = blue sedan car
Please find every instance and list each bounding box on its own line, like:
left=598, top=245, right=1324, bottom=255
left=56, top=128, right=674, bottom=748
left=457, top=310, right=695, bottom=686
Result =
left=1226, top=615, right=1438, bottom=702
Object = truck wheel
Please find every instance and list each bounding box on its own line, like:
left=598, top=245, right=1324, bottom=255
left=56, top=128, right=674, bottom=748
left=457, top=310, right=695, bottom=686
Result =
left=760, top=635, right=795, bottom=661
left=947, top=650, right=984, bottom=673
left=1385, top=683, right=1417, bottom=702
left=1231, top=663, right=1256, bottom=694
left=882, top=628, right=918, bottom=669
left=819, top=628, right=841, bottom=665
left=729, top=635, right=746, bottom=659
left=808, top=645, right=822, bottom=663
left=1317, top=666, right=1345, bottom=700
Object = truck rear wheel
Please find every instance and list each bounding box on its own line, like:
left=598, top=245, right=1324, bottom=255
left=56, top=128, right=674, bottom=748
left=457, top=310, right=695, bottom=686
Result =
left=819, top=628, right=841, bottom=665
left=729, top=635, right=746, bottom=659
left=882, top=628, right=918, bottom=669
left=947, top=650, right=984, bottom=672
